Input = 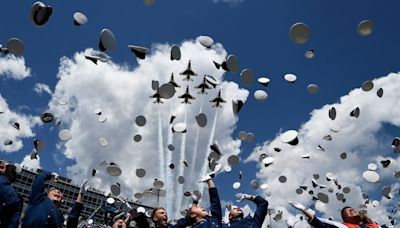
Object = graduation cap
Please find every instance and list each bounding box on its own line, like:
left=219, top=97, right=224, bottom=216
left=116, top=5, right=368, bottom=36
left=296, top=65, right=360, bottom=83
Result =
left=170, top=45, right=181, bottom=60
left=239, top=171, right=243, bottom=179
left=98, top=137, right=108, bottom=146
left=226, top=55, right=240, bottom=73
left=289, top=22, right=310, bottom=44
left=135, top=115, right=147, bottom=126
left=40, top=112, right=54, bottom=123
left=91, top=169, right=98, bottom=177
left=284, top=73, right=297, bottom=83
left=210, top=141, right=223, bottom=156
left=159, top=83, right=176, bottom=99
left=33, top=139, right=45, bottom=152
left=368, top=163, right=377, bottom=171
left=350, top=107, right=360, bottom=118
left=133, top=134, right=142, bottom=142
left=11, top=122, right=20, bottom=130
left=307, top=84, right=319, bottom=94
left=258, top=77, right=270, bottom=86
left=110, top=183, right=121, bottom=196
left=167, top=144, right=175, bottom=151
left=106, top=162, right=122, bottom=176
left=254, top=90, right=268, bottom=102
left=362, top=170, right=380, bottom=183
left=301, top=153, right=310, bottom=159
left=7, top=38, right=24, bottom=56
left=361, top=80, right=374, bottom=92
left=329, top=107, right=336, bottom=120
left=153, top=179, right=164, bottom=189
left=232, top=100, right=244, bottom=115
left=278, top=175, right=287, bottom=183
left=183, top=160, right=188, bottom=167
left=305, top=49, right=315, bottom=59
left=30, top=150, right=38, bottom=159
left=136, top=168, right=146, bottom=178
left=377, top=88, right=384, bottom=98
left=205, top=75, right=219, bottom=88
left=357, top=20, right=374, bottom=36
left=168, top=163, right=174, bottom=169
left=313, top=173, right=320, bottom=179
left=250, top=180, right=260, bottom=189
left=296, top=188, right=303, bottom=194
left=58, top=129, right=72, bottom=141
left=240, top=69, right=254, bottom=85
left=198, top=36, right=214, bottom=48
left=178, top=176, right=185, bottom=184
left=316, top=145, right=325, bottom=151
left=99, top=29, right=116, bottom=51
left=73, top=12, right=88, bottom=26
left=84, top=55, right=101, bottom=64
left=343, top=187, right=351, bottom=194
left=129, top=45, right=149, bottom=59
left=172, top=123, right=186, bottom=133
left=144, top=0, right=155, bottom=6
left=274, top=147, right=281, bottom=152
left=382, top=186, right=392, bottom=199
left=195, top=113, right=207, bottom=127
left=391, top=137, right=400, bottom=148
left=273, top=211, right=283, bottom=221
left=228, top=155, right=240, bottom=166
left=245, top=133, right=255, bottom=143
left=31, top=2, right=53, bottom=26
left=233, top=182, right=241, bottom=189
left=54, top=118, right=61, bottom=127
left=280, top=130, right=299, bottom=145
left=262, top=156, right=274, bottom=165
left=326, top=172, right=336, bottom=181
left=323, top=134, right=332, bottom=141
left=318, top=192, right=329, bottom=203
left=381, top=159, right=391, bottom=168
left=311, top=179, right=319, bottom=188
left=3, top=139, right=12, bottom=146
left=340, top=152, right=347, bottom=159
left=224, top=165, right=232, bottom=172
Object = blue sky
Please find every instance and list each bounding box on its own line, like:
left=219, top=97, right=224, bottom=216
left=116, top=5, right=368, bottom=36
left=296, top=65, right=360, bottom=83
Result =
left=1, top=0, right=400, bottom=226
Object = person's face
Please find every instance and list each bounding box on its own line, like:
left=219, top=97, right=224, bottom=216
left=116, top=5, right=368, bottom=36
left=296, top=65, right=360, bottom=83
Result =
left=153, top=208, right=168, bottom=227
left=0, top=163, right=17, bottom=183
left=112, top=219, right=126, bottom=228
left=343, top=208, right=360, bottom=221
left=229, top=207, right=243, bottom=219
left=48, top=189, right=63, bottom=206
left=190, top=205, right=209, bottom=220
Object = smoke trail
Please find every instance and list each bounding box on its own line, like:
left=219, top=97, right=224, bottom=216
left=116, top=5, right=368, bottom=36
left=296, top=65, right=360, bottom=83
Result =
left=174, top=107, right=188, bottom=218
left=165, top=106, right=174, bottom=216
left=189, top=96, right=204, bottom=182
left=197, top=108, right=218, bottom=191
left=157, top=108, right=165, bottom=185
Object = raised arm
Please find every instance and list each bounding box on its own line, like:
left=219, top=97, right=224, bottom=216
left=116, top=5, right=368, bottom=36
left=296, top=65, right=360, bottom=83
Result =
left=29, top=171, right=53, bottom=204
left=207, top=179, right=222, bottom=221
left=67, top=179, right=88, bottom=228
left=252, top=195, right=269, bottom=227
left=288, top=202, right=338, bottom=228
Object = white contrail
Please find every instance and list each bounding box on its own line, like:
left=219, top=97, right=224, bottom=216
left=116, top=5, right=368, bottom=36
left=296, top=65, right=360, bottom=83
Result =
left=174, top=107, right=188, bottom=218
left=189, top=96, right=204, bottom=182
left=157, top=108, right=165, bottom=186
left=197, top=108, right=218, bottom=191
left=165, top=106, right=174, bottom=216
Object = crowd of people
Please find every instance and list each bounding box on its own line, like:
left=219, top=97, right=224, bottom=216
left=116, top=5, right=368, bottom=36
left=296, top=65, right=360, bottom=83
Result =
left=0, top=160, right=383, bottom=228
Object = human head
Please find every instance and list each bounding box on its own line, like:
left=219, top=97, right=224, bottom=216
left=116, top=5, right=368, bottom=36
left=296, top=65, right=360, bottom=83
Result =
left=112, top=218, right=127, bottom=228
left=185, top=204, right=209, bottom=225
left=341, top=206, right=361, bottom=224
left=0, top=161, right=17, bottom=183
left=152, top=207, right=168, bottom=227
left=229, top=207, right=244, bottom=221
left=47, top=187, right=63, bottom=207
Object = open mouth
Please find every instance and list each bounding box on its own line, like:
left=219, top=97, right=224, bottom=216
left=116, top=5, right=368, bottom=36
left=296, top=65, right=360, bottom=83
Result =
left=118, top=225, right=122, bottom=228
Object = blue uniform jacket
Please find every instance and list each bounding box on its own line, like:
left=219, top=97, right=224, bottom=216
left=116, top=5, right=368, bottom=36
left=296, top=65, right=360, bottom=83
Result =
left=192, top=187, right=222, bottom=228
left=309, top=216, right=345, bottom=228
left=22, top=171, right=64, bottom=228
left=0, top=175, right=22, bottom=228
left=66, top=202, right=83, bottom=228
left=222, top=196, right=269, bottom=228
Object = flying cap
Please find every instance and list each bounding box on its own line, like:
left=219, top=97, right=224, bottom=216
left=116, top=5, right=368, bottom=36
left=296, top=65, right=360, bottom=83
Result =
left=284, top=74, right=297, bottom=83
left=195, top=113, right=207, bottom=127
left=262, top=156, right=274, bottom=165
left=340, top=152, right=347, bottom=159
left=307, top=84, right=319, bottom=94
left=144, top=0, right=155, bottom=6
left=357, top=20, right=374, bottom=36
left=361, top=80, right=374, bottom=91
left=170, top=45, right=181, bottom=60
left=7, top=38, right=24, bottom=56
left=328, top=107, right=336, bottom=120
left=99, top=29, right=116, bottom=51
left=31, top=2, right=53, bottom=26
left=232, top=100, right=244, bottom=115
left=350, top=107, right=360, bottom=118
left=367, top=163, right=377, bottom=171
left=73, top=12, right=88, bottom=26
left=250, top=180, right=259, bottom=189
left=106, top=162, right=122, bottom=176
left=304, top=49, right=315, bottom=59
left=136, top=168, right=146, bottom=178
left=133, top=134, right=142, bottom=142
left=289, top=22, right=310, bottom=44
left=98, top=138, right=108, bottom=146
left=135, top=115, right=147, bottom=126
left=280, top=130, right=299, bottom=145
left=233, top=182, right=241, bottom=189
left=226, top=55, right=239, bottom=73
left=58, top=129, right=72, bottom=141
left=173, top=122, right=186, bottom=133
left=317, top=192, right=329, bottom=203
left=94, top=108, right=102, bottom=115
left=178, top=176, right=185, bottom=184
left=381, top=159, right=391, bottom=168
left=254, top=90, right=268, bottom=102
left=159, top=83, right=176, bottom=99
left=376, top=88, right=384, bottom=98
left=258, top=77, right=270, bottom=86
left=153, top=179, right=164, bottom=189
left=110, top=183, right=121, bottom=196
left=128, top=45, right=149, bottom=59
left=227, top=155, right=240, bottom=166
left=240, top=69, right=254, bottom=85
left=198, top=36, right=214, bottom=48
left=362, top=170, right=380, bottom=183
left=278, top=175, right=287, bottom=183
left=245, top=133, right=255, bottom=143
left=40, top=112, right=54, bottom=123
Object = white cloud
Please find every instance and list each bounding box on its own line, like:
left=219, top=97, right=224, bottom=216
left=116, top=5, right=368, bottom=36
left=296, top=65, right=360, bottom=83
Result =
left=34, top=83, right=53, bottom=96
left=20, top=154, right=41, bottom=170
left=0, top=95, right=39, bottom=153
left=0, top=55, right=31, bottom=80
left=48, top=39, right=249, bottom=219
left=247, top=73, right=400, bottom=227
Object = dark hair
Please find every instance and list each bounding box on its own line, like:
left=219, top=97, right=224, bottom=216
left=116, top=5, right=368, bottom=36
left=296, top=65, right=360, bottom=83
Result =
left=341, top=206, right=351, bottom=221
left=184, top=207, right=196, bottom=225
left=151, top=207, right=166, bottom=221
left=228, top=209, right=244, bottom=221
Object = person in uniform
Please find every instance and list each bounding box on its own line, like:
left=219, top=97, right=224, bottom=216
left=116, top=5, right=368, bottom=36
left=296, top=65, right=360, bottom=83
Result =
left=0, top=161, right=22, bottom=228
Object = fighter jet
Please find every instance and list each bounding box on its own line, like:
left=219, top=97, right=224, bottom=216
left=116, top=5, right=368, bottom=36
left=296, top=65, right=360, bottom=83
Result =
left=168, top=73, right=180, bottom=88
left=150, top=88, right=163, bottom=103
left=179, top=60, right=197, bottom=81
left=178, top=86, right=195, bottom=104
left=210, top=90, right=226, bottom=107
left=195, top=76, right=212, bottom=94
